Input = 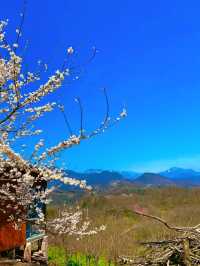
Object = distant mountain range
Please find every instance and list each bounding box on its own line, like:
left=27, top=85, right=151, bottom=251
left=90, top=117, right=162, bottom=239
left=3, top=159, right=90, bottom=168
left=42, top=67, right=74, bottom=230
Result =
left=121, top=167, right=200, bottom=187
left=160, top=167, right=200, bottom=179
left=50, top=167, right=200, bottom=190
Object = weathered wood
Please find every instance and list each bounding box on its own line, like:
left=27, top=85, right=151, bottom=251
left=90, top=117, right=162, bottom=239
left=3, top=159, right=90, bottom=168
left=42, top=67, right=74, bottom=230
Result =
left=183, top=239, right=191, bottom=266
left=24, top=242, right=32, bottom=263
left=0, top=259, right=17, bottom=264
left=41, top=236, right=48, bottom=259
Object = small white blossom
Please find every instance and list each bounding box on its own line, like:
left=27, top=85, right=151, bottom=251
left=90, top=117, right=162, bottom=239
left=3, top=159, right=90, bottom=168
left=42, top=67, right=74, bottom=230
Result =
left=67, top=46, right=74, bottom=54
left=120, top=108, right=127, bottom=118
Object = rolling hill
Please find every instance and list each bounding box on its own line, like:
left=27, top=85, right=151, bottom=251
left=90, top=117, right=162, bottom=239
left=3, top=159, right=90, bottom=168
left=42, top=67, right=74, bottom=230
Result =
left=132, top=173, right=175, bottom=187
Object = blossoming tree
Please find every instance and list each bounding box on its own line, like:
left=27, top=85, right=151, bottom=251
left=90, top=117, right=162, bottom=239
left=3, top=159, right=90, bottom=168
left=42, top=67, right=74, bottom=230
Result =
left=0, top=15, right=127, bottom=239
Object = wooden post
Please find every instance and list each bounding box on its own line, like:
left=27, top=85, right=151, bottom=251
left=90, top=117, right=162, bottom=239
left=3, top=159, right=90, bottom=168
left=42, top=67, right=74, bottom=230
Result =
left=11, top=248, right=15, bottom=260
left=24, top=242, right=32, bottom=263
left=183, top=239, right=191, bottom=266
left=41, top=236, right=48, bottom=259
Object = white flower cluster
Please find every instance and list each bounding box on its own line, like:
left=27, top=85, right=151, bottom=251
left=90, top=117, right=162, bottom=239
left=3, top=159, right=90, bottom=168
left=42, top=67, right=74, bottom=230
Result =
left=0, top=157, right=91, bottom=225
left=61, top=176, right=92, bottom=190
left=0, top=140, right=91, bottom=225
left=47, top=135, right=81, bottom=156
left=0, top=20, right=71, bottom=144
left=0, top=20, right=7, bottom=42
left=22, top=70, right=67, bottom=106
left=48, top=207, right=106, bottom=237
left=25, top=102, right=56, bottom=114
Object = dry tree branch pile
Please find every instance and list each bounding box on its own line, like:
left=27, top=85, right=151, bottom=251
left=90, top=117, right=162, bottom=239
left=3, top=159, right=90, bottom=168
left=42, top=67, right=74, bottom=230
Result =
left=118, top=211, right=200, bottom=266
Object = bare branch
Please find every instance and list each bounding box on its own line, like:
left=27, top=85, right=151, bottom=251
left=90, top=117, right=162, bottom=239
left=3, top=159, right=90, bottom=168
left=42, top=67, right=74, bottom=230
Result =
left=58, top=104, right=73, bottom=136
left=75, top=97, right=84, bottom=137
left=14, top=0, right=27, bottom=52
left=133, top=210, right=200, bottom=233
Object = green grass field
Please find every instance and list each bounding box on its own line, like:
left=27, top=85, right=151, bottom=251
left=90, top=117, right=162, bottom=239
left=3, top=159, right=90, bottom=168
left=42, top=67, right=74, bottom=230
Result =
left=48, top=246, right=115, bottom=266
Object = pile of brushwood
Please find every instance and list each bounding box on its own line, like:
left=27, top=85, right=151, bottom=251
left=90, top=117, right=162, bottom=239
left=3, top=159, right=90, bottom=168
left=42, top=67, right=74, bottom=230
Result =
left=118, top=211, right=200, bottom=266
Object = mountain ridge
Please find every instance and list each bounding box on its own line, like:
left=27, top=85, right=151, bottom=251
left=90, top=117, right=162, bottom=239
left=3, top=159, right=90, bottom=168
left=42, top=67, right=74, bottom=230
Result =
left=50, top=167, right=200, bottom=190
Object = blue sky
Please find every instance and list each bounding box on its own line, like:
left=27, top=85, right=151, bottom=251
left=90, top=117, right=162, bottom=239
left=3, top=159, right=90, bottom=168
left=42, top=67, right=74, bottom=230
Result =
left=2, top=0, right=200, bottom=172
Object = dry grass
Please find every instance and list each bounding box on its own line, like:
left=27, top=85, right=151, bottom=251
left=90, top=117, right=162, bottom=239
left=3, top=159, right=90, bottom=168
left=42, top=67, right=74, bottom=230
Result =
left=48, top=187, right=200, bottom=260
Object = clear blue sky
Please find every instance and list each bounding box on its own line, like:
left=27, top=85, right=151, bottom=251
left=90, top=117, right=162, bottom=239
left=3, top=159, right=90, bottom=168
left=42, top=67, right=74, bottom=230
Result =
left=2, top=0, right=200, bottom=172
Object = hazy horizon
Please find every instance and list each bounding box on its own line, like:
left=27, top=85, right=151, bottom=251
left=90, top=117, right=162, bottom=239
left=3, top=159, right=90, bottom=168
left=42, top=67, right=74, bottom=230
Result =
left=70, top=161, right=200, bottom=174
